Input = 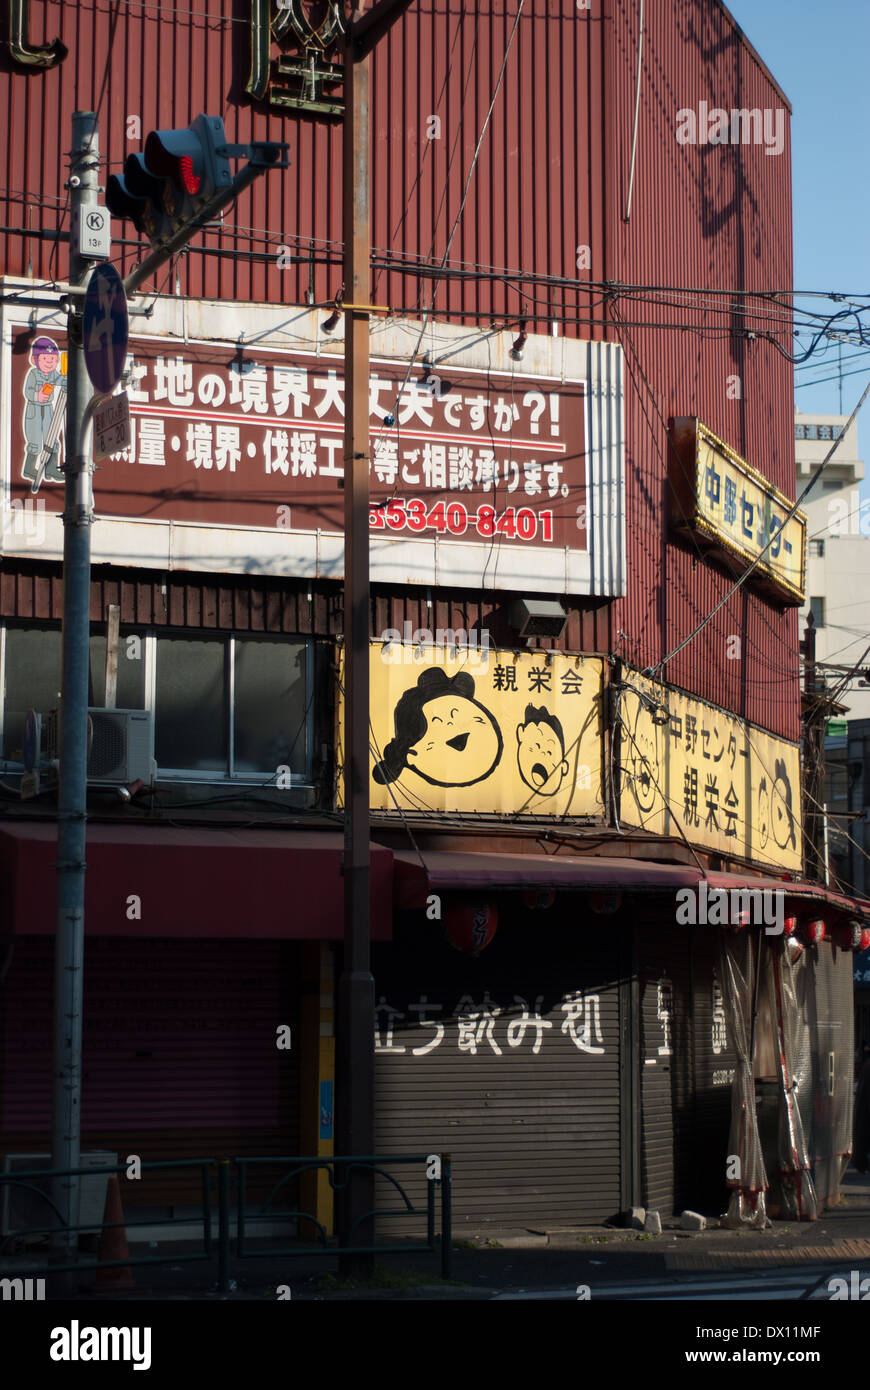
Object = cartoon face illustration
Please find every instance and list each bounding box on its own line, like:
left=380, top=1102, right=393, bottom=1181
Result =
left=373, top=668, right=503, bottom=787
left=34, top=348, right=59, bottom=374
left=771, top=758, right=796, bottom=850
left=627, top=692, right=660, bottom=815
left=516, top=704, right=569, bottom=797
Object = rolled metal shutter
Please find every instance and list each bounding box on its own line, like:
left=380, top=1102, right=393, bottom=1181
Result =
left=373, top=902, right=622, bottom=1231
left=690, top=928, right=739, bottom=1215
left=0, top=937, right=298, bottom=1208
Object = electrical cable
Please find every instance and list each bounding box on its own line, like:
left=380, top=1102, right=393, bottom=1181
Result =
left=651, top=379, right=870, bottom=681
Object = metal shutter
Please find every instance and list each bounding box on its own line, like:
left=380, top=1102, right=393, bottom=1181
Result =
left=373, top=901, right=622, bottom=1231
left=689, top=928, right=738, bottom=1215
left=638, top=929, right=685, bottom=1216
left=0, top=937, right=298, bottom=1208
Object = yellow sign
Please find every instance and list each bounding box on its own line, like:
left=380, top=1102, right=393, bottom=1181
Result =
left=618, top=667, right=802, bottom=872
left=670, top=418, right=806, bottom=602
left=338, top=643, right=605, bottom=818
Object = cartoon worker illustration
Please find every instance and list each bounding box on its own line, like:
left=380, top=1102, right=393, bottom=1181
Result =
left=373, top=668, right=503, bottom=788
left=515, top=704, right=569, bottom=797
left=22, top=336, right=66, bottom=492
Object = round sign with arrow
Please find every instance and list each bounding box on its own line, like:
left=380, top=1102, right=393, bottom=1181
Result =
left=82, top=263, right=129, bottom=395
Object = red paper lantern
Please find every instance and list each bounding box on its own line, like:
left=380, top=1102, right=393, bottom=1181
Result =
left=444, top=900, right=498, bottom=954
left=523, top=889, right=556, bottom=911
left=799, top=918, right=826, bottom=946
left=834, top=920, right=870, bottom=952
left=590, top=891, right=622, bottom=915
left=783, top=915, right=798, bottom=937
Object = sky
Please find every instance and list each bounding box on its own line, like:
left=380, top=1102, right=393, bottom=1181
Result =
left=724, top=0, right=870, bottom=481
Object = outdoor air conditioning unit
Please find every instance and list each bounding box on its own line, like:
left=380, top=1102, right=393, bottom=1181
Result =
left=509, top=597, right=568, bottom=640
left=1, top=1152, right=117, bottom=1242
left=42, top=708, right=155, bottom=786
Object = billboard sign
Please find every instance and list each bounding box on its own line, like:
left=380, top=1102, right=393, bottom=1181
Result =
left=669, top=417, right=806, bottom=603
left=338, top=642, right=605, bottom=820
left=618, top=665, right=802, bottom=872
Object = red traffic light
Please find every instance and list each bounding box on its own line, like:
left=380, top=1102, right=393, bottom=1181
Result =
left=144, top=129, right=204, bottom=194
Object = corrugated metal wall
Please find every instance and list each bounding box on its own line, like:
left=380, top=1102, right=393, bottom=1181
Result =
left=1, top=1, right=798, bottom=737
left=0, top=560, right=613, bottom=652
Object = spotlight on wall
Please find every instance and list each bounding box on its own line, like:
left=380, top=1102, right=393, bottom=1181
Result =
left=322, top=289, right=344, bottom=334
left=510, top=323, right=528, bottom=360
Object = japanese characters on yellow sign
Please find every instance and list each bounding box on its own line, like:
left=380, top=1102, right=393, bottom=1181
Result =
left=618, top=668, right=802, bottom=872
left=338, top=643, right=605, bottom=818
left=670, top=418, right=806, bottom=602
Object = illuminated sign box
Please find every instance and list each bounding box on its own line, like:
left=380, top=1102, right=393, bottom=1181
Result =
left=669, top=417, right=806, bottom=603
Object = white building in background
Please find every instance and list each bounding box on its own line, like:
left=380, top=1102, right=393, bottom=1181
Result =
left=796, top=412, right=870, bottom=721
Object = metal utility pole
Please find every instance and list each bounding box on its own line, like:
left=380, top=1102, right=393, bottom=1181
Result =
left=50, top=111, right=98, bottom=1277
left=335, top=0, right=413, bottom=1275
left=336, top=26, right=375, bottom=1274
left=801, top=612, right=826, bottom=881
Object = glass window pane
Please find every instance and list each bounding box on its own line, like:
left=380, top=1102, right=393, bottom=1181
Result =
left=155, top=636, right=227, bottom=772
left=233, top=638, right=308, bottom=777
left=88, top=634, right=146, bottom=710
left=2, top=626, right=63, bottom=761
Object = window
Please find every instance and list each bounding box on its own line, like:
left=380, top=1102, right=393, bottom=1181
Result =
left=809, top=596, right=826, bottom=629
left=1, top=625, right=313, bottom=784
left=809, top=538, right=825, bottom=557
left=154, top=633, right=310, bottom=779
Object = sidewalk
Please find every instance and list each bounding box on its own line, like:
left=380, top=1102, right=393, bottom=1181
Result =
left=15, top=1167, right=870, bottom=1301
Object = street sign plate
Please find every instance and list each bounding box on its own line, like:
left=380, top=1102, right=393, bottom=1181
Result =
left=93, top=391, right=131, bottom=461
left=83, top=264, right=129, bottom=394
left=72, top=204, right=111, bottom=260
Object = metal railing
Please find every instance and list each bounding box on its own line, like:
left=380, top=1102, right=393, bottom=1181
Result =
left=0, top=1152, right=452, bottom=1291
left=234, top=1154, right=452, bottom=1284
left=0, top=1158, right=214, bottom=1279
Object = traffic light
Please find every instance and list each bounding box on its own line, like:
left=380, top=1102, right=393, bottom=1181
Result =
left=107, top=114, right=232, bottom=250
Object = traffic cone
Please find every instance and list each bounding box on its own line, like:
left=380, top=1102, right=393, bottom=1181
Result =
left=93, top=1175, right=135, bottom=1289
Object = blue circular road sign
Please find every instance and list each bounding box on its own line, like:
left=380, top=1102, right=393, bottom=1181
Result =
left=83, top=263, right=129, bottom=394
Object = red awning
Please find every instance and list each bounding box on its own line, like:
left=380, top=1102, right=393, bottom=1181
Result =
left=393, top=849, right=700, bottom=908
left=393, top=848, right=870, bottom=922
left=0, top=823, right=393, bottom=939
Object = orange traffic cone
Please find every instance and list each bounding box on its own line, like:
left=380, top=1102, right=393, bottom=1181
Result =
left=94, top=1175, right=135, bottom=1290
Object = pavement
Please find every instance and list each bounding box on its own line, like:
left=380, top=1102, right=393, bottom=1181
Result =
left=12, top=1166, right=870, bottom=1302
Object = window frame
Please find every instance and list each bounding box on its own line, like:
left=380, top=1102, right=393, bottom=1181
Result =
left=0, top=622, right=316, bottom=788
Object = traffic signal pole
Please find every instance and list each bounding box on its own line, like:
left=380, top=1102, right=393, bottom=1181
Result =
left=122, top=149, right=283, bottom=297
left=50, top=110, right=98, bottom=1285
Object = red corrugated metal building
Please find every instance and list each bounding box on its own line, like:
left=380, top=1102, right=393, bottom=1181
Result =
left=0, top=1, right=860, bottom=1237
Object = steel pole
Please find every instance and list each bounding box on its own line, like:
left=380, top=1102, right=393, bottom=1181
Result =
left=50, top=111, right=98, bottom=1283
left=335, top=28, right=375, bottom=1276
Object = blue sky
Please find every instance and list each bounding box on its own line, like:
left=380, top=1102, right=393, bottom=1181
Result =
left=723, top=0, right=869, bottom=470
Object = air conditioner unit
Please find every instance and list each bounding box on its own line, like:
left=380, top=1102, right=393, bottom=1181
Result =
left=43, top=708, right=155, bottom=786
left=1, top=1152, right=118, bottom=1241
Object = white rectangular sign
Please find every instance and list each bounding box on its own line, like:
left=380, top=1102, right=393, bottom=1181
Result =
left=73, top=205, right=112, bottom=261
left=93, top=391, right=131, bottom=461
